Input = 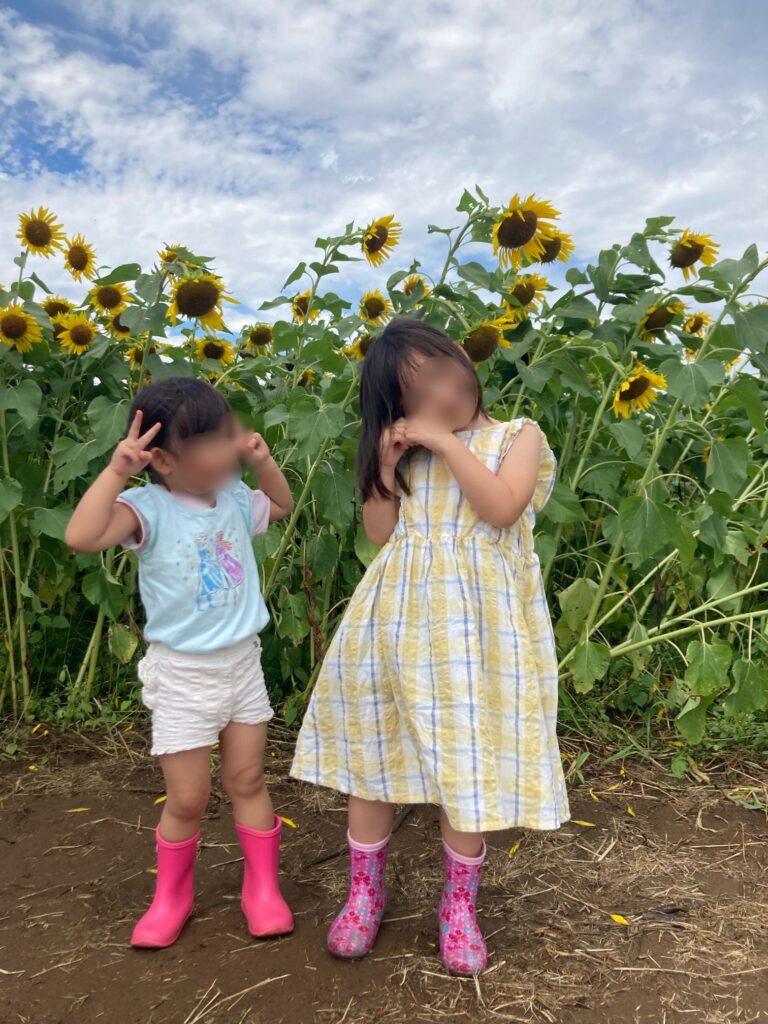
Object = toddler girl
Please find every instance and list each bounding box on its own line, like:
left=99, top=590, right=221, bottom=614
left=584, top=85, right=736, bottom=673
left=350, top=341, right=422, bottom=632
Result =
left=66, top=377, right=295, bottom=948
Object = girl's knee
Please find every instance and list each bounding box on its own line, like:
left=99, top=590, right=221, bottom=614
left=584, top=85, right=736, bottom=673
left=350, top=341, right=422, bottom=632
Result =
left=167, top=784, right=210, bottom=821
left=222, top=762, right=265, bottom=801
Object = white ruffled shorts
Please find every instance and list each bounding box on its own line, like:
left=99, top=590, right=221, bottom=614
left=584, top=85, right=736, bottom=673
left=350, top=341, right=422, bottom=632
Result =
left=137, top=635, right=274, bottom=756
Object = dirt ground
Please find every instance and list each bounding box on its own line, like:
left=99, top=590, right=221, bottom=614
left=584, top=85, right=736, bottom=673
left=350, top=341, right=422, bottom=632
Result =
left=1, top=727, right=767, bottom=1024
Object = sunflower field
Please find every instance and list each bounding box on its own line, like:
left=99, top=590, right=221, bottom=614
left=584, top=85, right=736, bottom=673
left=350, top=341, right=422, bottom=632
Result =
left=1, top=192, right=767, bottom=755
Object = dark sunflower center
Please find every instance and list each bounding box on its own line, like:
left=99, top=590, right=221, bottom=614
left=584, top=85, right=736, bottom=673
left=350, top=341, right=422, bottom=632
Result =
left=497, top=209, right=537, bottom=249
left=359, top=334, right=373, bottom=355
left=644, top=307, right=675, bottom=331
left=1, top=313, right=27, bottom=340
left=25, top=219, right=52, bottom=247
left=364, top=225, right=388, bottom=255
left=511, top=280, right=536, bottom=306
left=364, top=297, right=385, bottom=318
left=687, top=315, right=704, bottom=334
left=70, top=324, right=93, bottom=348
left=539, top=236, right=561, bottom=263
left=294, top=296, right=309, bottom=316
left=176, top=279, right=219, bottom=318
left=96, top=286, right=122, bottom=310
left=68, top=245, right=89, bottom=271
left=463, top=325, right=499, bottom=362
left=623, top=377, right=650, bottom=401
left=203, top=341, right=224, bottom=360
left=44, top=300, right=70, bottom=318
left=249, top=327, right=272, bottom=346
left=53, top=323, right=65, bottom=339
left=670, top=240, right=704, bottom=269
left=112, top=314, right=130, bottom=334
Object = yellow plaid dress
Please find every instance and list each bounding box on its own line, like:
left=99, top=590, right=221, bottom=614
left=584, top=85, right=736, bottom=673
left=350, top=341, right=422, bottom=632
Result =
left=290, top=418, right=571, bottom=832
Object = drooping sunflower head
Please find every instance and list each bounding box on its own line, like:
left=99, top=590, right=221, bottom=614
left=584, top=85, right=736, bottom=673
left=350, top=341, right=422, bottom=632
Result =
left=505, top=273, right=549, bottom=315
left=683, top=311, right=712, bottom=337
left=0, top=304, right=44, bottom=352
left=640, top=300, right=686, bottom=340
left=462, top=315, right=518, bottom=362
left=291, top=290, right=320, bottom=323
left=612, top=361, right=667, bottom=418
left=109, top=312, right=132, bottom=340
left=402, top=274, right=431, bottom=302
left=169, top=273, right=236, bottom=331
left=245, top=323, right=273, bottom=349
left=63, top=234, right=97, bottom=282
left=57, top=313, right=100, bottom=356
left=345, top=332, right=375, bottom=361
left=359, top=289, right=393, bottom=325
left=362, top=215, right=402, bottom=268
left=126, top=341, right=156, bottom=369
left=492, top=194, right=560, bottom=269
left=17, top=207, right=65, bottom=257
left=537, top=228, right=575, bottom=265
left=195, top=336, right=235, bottom=365
left=88, top=281, right=131, bottom=316
left=299, top=368, right=317, bottom=387
left=669, top=229, right=719, bottom=281
left=42, top=295, right=75, bottom=320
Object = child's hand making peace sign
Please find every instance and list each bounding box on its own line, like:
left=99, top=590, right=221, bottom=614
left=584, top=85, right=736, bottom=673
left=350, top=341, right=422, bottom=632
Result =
left=109, top=410, right=162, bottom=480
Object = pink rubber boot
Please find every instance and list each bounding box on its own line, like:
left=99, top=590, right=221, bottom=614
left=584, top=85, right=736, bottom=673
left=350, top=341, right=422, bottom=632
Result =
left=438, top=840, right=488, bottom=975
left=327, top=832, right=389, bottom=959
left=131, top=828, right=199, bottom=948
left=236, top=816, right=294, bottom=937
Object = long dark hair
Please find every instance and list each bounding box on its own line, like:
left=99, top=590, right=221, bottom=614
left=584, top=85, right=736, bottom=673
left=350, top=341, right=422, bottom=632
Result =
left=357, top=318, right=484, bottom=500
left=127, top=377, right=233, bottom=483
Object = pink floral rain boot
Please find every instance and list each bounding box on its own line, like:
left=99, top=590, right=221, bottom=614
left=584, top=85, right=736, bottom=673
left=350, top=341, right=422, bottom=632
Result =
left=327, top=832, right=389, bottom=959
left=236, top=816, right=294, bottom=937
left=131, top=828, right=199, bottom=948
left=438, top=839, right=488, bottom=975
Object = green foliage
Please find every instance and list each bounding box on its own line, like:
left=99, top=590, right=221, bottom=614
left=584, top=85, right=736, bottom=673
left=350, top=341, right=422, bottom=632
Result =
left=1, top=190, right=767, bottom=751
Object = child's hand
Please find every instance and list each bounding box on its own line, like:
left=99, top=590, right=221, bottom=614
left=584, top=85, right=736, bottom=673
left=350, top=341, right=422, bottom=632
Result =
left=403, top=416, right=453, bottom=454
left=380, top=419, right=410, bottom=469
left=109, top=411, right=161, bottom=479
left=238, top=430, right=272, bottom=467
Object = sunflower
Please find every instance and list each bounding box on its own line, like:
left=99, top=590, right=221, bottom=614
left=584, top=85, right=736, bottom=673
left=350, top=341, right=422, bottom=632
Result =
left=57, top=313, right=100, bottom=356
left=291, top=290, right=320, bottom=323
left=0, top=304, right=44, bottom=352
left=126, top=342, right=156, bottom=369
left=345, top=333, right=375, bottom=361
left=109, top=312, right=132, bottom=340
left=492, top=194, right=560, bottom=269
left=362, top=215, right=402, bottom=268
left=42, top=295, right=75, bottom=320
left=359, top=289, right=393, bottom=325
left=537, top=228, right=575, bottom=265
left=17, top=207, right=65, bottom=257
left=669, top=229, right=719, bottom=281
left=88, top=281, right=131, bottom=316
left=169, top=273, right=237, bottom=331
left=244, top=323, right=273, bottom=349
left=612, top=362, right=667, bottom=418
left=639, top=300, right=686, bottom=340
left=299, top=368, right=317, bottom=387
left=63, top=234, right=97, bottom=282
left=462, top=315, right=518, bottom=363
left=402, top=274, right=431, bottom=302
left=195, top=336, right=235, bottom=365
left=505, top=273, right=548, bottom=315
left=683, top=311, right=712, bottom=337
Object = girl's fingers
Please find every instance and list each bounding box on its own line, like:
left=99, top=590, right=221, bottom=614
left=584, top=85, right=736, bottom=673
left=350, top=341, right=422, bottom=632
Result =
left=127, top=410, right=143, bottom=439
left=137, top=420, right=162, bottom=449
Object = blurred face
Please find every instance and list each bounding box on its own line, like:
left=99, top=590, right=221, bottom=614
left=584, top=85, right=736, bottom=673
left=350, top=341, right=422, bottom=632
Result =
left=151, top=417, right=240, bottom=495
left=400, top=352, right=479, bottom=431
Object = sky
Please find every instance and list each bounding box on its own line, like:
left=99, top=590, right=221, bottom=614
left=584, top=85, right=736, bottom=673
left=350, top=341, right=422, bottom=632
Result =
left=0, top=0, right=766, bottom=329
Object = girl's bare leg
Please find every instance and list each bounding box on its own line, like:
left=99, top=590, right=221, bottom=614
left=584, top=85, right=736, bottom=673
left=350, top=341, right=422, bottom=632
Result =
left=348, top=794, right=396, bottom=842
left=219, top=721, right=274, bottom=830
left=157, top=746, right=213, bottom=841
left=439, top=808, right=483, bottom=857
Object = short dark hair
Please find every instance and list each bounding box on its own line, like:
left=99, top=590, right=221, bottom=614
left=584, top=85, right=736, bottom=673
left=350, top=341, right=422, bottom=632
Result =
left=127, top=377, right=233, bottom=482
left=357, top=318, right=484, bottom=501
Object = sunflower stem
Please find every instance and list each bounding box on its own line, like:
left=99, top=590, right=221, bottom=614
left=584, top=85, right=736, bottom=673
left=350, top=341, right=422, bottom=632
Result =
left=0, top=409, right=31, bottom=716
left=609, top=609, right=768, bottom=659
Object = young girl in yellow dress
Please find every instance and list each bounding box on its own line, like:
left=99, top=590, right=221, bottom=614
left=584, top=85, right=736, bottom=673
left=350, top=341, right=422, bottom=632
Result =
left=291, top=318, right=570, bottom=975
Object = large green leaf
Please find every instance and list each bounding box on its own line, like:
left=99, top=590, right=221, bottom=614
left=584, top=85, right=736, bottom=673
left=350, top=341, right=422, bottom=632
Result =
left=618, top=495, right=670, bottom=562
left=94, top=263, right=141, bottom=286
left=0, top=379, right=43, bottom=430
left=541, top=482, right=583, bottom=523
left=570, top=640, right=611, bottom=692
left=557, top=578, right=599, bottom=631
left=683, top=639, right=732, bottom=696
left=731, top=304, right=768, bottom=354
left=676, top=694, right=716, bottom=743
left=315, top=466, right=355, bottom=529
left=31, top=505, right=72, bottom=541
left=287, top=396, right=346, bottom=458
left=307, top=532, right=339, bottom=578
left=87, top=396, right=129, bottom=456
left=0, top=477, right=23, bottom=523
left=704, top=437, right=750, bottom=496
left=660, top=358, right=723, bottom=408
left=723, top=660, right=768, bottom=715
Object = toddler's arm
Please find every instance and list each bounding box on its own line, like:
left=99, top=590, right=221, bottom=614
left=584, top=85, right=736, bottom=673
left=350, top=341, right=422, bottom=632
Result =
left=65, top=412, right=160, bottom=552
left=238, top=432, right=293, bottom=522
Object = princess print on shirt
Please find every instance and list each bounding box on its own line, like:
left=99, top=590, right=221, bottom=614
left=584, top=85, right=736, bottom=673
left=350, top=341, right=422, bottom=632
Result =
left=194, top=531, right=244, bottom=611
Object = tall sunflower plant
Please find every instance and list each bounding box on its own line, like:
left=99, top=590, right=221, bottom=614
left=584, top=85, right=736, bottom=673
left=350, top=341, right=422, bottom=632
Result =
left=0, top=195, right=766, bottom=755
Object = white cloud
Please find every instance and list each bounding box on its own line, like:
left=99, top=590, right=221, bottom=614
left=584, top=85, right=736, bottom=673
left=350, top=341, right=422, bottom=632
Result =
left=0, top=0, right=765, bottom=320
